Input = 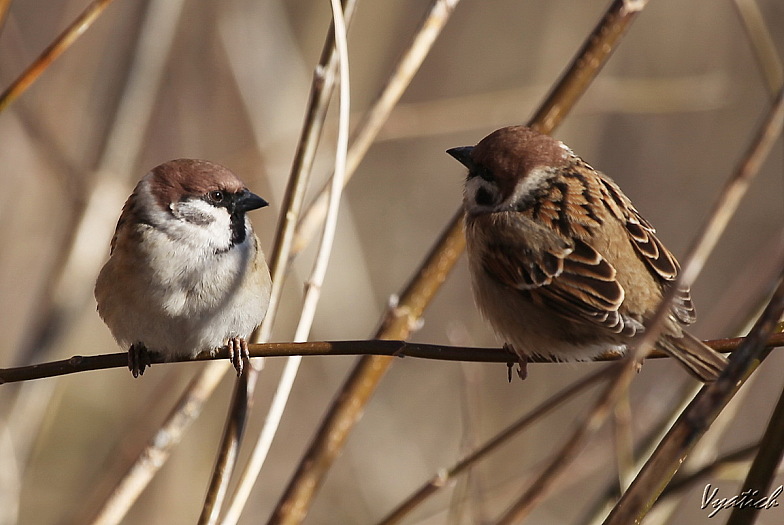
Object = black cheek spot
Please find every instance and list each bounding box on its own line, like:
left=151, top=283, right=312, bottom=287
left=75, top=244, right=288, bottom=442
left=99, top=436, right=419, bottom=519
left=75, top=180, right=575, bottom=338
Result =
left=475, top=187, right=494, bottom=207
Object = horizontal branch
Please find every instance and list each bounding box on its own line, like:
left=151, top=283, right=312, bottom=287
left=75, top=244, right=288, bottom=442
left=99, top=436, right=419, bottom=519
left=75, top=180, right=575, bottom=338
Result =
left=2, top=334, right=783, bottom=384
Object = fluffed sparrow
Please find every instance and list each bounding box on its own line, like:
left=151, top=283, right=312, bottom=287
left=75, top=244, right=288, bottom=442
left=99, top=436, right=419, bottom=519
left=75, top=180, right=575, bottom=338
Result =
left=448, top=126, right=728, bottom=382
left=95, top=159, right=272, bottom=377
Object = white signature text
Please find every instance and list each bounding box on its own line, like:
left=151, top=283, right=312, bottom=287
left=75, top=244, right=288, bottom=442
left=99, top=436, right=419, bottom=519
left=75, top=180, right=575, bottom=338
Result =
left=701, top=484, right=781, bottom=518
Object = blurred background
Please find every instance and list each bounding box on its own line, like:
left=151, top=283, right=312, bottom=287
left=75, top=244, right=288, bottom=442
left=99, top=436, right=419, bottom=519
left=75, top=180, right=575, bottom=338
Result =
left=1, top=0, right=783, bottom=523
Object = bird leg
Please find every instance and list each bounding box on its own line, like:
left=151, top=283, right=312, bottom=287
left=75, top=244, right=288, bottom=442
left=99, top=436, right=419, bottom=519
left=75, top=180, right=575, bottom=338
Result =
left=128, top=343, right=152, bottom=378
left=227, top=337, right=250, bottom=376
left=503, top=343, right=528, bottom=381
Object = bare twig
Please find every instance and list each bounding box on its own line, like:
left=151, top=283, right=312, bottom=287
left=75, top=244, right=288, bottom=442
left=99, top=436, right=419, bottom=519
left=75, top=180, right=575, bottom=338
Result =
left=3, top=335, right=784, bottom=384
left=198, top=361, right=258, bottom=525
left=0, top=0, right=117, bottom=113
left=0, top=0, right=12, bottom=35
left=732, top=0, right=784, bottom=96
left=662, top=443, right=759, bottom=497
left=377, top=367, right=613, bottom=525
left=578, top=381, right=702, bottom=525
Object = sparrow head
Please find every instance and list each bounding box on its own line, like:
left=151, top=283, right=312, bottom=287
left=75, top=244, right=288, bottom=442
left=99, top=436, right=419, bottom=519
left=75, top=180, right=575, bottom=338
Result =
left=448, top=126, right=571, bottom=215
left=121, top=159, right=268, bottom=254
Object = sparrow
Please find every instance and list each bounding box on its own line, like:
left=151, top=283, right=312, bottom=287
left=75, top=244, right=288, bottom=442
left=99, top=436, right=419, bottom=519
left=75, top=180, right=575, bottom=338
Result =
left=448, top=126, right=728, bottom=382
left=95, top=159, right=272, bottom=378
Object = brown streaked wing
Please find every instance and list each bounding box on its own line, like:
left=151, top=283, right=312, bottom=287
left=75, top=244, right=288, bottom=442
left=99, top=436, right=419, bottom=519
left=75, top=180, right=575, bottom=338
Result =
left=531, top=240, right=642, bottom=336
left=596, top=173, right=695, bottom=326
left=475, top=211, right=572, bottom=289
left=598, top=176, right=679, bottom=280
left=477, top=211, right=639, bottom=336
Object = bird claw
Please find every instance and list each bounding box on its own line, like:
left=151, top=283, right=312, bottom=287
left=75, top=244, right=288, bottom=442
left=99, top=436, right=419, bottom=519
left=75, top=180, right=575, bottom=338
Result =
left=128, top=343, right=151, bottom=378
left=503, top=343, right=528, bottom=381
left=228, top=337, right=250, bottom=376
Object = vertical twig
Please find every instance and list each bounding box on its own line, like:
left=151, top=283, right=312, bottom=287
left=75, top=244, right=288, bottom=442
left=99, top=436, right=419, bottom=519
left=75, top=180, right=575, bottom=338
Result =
left=0, top=0, right=12, bottom=34
left=255, top=0, right=358, bottom=343
left=292, top=0, right=462, bottom=257
left=198, top=363, right=258, bottom=525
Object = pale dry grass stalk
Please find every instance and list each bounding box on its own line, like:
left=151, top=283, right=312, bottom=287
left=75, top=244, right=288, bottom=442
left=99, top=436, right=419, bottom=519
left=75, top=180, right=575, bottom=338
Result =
left=269, top=1, right=651, bottom=522
left=292, top=0, right=461, bottom=258
left=579, top=382, right=701, bottom=525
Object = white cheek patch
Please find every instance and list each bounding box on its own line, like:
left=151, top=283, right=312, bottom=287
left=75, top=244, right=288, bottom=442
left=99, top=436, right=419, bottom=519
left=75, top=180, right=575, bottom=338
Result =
left=501, top=166, right=555, bottom=209
left=171, top=200, right=215, bottom=225
left=139, top=183, right=234, bottom=252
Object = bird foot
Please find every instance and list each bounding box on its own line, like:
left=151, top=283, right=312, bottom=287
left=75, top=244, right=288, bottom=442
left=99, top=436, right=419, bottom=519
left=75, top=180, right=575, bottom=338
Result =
left=128, top=343, right=152, bottom=378
left=503, top=343, right=528, bottom=381
left=227, top=337, right=250, bottom=376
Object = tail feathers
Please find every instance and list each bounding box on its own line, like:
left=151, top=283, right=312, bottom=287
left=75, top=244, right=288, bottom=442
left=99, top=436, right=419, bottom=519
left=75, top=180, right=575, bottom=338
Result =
left=657, top=331, right=729, bottom=382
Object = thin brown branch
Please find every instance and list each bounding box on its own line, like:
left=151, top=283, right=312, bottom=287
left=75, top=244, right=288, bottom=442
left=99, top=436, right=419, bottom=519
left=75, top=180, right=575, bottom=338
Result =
left=268, top=1, right=661, bottom=519
left=604, top=271, right=784, bottom=524
left=198, top=360, right=258, bottom=525
left=377, top=367, right=613, bottom=525
left=662, top=443, right=759, bottom=497
left=3, top=335, right=784, bottom=385
left=0, top=0, right=117, bottom=113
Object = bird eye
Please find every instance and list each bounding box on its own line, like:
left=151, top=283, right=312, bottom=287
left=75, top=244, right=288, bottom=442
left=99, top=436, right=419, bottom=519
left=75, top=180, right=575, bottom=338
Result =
left=478, top=168, right=495, bottom=182
left=208, top=190, right=225, bottom=203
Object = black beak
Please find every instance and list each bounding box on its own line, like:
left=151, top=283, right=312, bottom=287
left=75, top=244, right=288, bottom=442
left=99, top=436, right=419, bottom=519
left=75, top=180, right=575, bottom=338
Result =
left=235, top=190, right=269, bottom=213
left=446, top=146, right=475, bottom=169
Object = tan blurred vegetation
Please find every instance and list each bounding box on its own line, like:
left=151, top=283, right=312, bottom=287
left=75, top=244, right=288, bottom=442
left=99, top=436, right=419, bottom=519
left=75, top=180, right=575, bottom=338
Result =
left=1, top=1, right=783, bottom=524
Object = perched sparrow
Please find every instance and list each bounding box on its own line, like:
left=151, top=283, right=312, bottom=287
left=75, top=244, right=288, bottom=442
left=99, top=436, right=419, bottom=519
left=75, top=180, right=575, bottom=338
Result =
left=448, top=126, right=728, bottom=382
left=95, top=159, right=272, bottom=378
